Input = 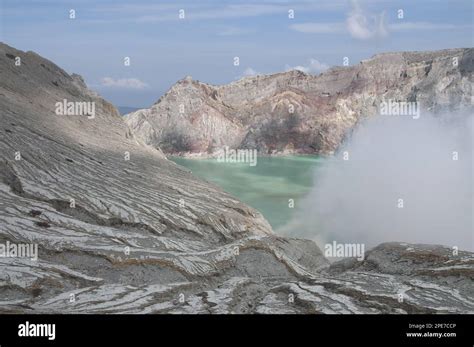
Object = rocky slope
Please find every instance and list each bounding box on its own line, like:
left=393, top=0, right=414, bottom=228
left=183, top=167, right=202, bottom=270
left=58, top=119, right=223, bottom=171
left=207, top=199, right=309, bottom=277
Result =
left=0, top=42, right=473, bottom=314
left=126, top=48, right=473, bottom=156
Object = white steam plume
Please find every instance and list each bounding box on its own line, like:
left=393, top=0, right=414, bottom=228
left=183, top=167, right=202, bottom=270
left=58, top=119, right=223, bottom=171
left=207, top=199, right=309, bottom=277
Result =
left=280, top=113, right=473, bottom=251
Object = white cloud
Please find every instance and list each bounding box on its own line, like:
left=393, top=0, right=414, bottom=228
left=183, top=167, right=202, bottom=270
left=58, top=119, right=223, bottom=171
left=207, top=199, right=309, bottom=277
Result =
left=87, top=2, right=346, bottom=24
left=291, top=18, right=469, bottom=38
left=289, top=22, right=344, bottom=34
left=285, top=59, right=329, bottom=74
left=242, top=67, right=259, bottom=77
left=218, top=27, right=254, bottom=36
left=100, top=77, right=148, bottom=89
left=389, top=22, right=464, bottom=31
left=136, top=4, right=285, bottom=23
left=346, top=0, right=387, bottom=40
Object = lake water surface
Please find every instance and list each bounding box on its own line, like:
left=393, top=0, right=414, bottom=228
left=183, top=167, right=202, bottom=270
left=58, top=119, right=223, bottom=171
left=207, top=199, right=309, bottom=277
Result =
left=171, top=156, right=321, bottom=230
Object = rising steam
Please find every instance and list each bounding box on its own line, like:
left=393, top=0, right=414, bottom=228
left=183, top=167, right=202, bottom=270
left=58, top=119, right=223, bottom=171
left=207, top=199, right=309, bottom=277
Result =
left=280, top=112, right=473, bottom=251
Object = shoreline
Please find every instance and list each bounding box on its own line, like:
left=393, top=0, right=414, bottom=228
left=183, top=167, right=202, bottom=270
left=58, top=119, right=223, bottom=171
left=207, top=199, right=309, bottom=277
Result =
left=166, top=150, right=332, bottom=161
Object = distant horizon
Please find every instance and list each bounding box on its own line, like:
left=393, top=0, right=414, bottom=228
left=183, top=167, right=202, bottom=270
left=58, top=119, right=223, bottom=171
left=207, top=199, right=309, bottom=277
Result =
left=9, top=42, right=471, bottom=112
left=104, top=45, right=473, bottom=109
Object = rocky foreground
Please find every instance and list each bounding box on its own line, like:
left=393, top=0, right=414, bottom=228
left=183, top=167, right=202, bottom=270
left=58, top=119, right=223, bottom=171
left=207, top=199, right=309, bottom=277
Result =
left=126, top=48, right=473, bottom=156
left=0, top=42, right=473, bottom=314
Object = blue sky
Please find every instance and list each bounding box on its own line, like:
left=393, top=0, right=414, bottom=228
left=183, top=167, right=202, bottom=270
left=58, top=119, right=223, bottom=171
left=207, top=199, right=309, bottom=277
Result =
left=1, top=0, right=473, bottom=107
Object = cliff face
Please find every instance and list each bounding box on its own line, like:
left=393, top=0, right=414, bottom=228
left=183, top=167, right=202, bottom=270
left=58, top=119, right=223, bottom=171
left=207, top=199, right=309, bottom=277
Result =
left=126, top=48, right=473, bottom=156
left=1, top=43, right=473, bottom=314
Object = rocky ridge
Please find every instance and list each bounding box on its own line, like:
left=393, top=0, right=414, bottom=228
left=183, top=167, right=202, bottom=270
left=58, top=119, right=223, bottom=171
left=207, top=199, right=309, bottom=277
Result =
left=126, top=48, right=473, bottom=156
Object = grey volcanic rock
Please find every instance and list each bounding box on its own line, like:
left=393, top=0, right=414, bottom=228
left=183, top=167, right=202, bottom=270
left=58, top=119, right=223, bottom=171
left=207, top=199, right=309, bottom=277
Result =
left=126, top=48, right=473, bottom=156
left=0, top=43, right=473, bottom=314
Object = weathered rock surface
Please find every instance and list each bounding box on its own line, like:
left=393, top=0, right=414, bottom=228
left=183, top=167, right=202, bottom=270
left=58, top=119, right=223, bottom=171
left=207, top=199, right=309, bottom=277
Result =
left=0, top=42, right=473, bottom=314
left=126, top=48, right=473, bottom=156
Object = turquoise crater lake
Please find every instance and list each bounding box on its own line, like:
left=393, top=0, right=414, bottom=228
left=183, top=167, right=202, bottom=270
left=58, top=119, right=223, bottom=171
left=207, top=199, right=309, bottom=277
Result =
left=170, top=156, right=322, bottom=231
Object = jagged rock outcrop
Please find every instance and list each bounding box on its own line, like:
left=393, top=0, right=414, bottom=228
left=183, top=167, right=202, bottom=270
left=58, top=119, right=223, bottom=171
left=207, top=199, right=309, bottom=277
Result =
left=126, top=48, right=473, bottom=156
left=0, top=43, right=473, bottom=314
